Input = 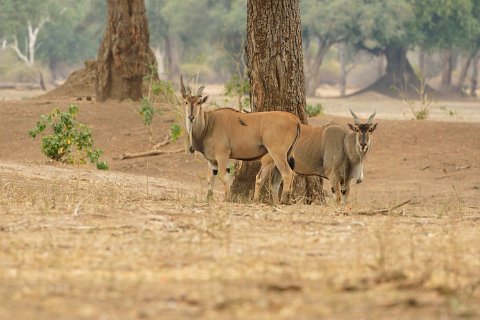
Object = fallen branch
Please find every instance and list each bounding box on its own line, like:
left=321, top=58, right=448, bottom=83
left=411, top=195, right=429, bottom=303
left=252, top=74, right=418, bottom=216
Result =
left=340, top=199, right=411, bottom=216
left=119, top=148, right=184, bottom=160
left=153, top=135, right=172, bottom=149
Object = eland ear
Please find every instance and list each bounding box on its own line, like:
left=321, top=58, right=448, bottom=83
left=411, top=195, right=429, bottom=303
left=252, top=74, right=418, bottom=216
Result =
left=199, top=95, right=208, bottom=104
left=347, top=123, right=356, bottom=131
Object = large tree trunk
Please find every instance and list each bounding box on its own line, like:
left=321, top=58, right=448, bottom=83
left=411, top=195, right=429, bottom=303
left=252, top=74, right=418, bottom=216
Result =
left=384, top=46, right=416, bottom=86
left=95, top=0, right=156, bottom=102
left=231, top=0, right=324, bottom=204
left=350, top=45, right=436, bottom=98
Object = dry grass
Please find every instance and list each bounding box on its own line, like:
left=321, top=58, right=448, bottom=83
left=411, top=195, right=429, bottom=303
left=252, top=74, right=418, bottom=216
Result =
left=1, top=163, right=479, bottom=319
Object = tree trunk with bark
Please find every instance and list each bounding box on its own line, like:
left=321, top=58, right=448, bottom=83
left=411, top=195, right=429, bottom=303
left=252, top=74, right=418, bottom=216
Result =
left=231, top=0, right=324, bottom=204
left=95, top=0, right=157, bottom=102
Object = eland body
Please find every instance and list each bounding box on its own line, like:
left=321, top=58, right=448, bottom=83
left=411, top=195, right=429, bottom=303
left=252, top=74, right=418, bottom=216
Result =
left=181, top=77, right=301, bottom=203
left=255, top=109, right=378, bottom=207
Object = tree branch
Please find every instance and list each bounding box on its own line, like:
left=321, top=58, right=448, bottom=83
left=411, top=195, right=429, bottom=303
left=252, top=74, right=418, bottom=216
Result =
left=6, top=35, right=29, bottom=65
left=118, top=148, right=184, bottom=160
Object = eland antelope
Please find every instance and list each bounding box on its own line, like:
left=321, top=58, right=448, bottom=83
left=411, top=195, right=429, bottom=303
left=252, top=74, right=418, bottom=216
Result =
left=181, top=77, right=301, bottom=203
left=254, top=109, right=378, bottom=208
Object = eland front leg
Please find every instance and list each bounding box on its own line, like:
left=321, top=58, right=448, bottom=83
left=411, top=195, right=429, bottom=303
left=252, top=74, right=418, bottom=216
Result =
left=215, top=155, right=232, bottom=202
left=207, top=162, right=218, bottom=201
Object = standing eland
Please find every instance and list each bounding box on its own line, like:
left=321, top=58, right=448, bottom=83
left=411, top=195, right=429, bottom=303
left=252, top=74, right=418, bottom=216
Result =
left=181, top=77, right=301, bottom=203
left=254, top=109, right=378, bottom=208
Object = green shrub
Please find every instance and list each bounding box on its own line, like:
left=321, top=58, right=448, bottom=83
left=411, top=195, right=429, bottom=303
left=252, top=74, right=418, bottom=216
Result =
left=170, top=123, right=181, bottom=142
left=306, top=103, right=324, bottom=117
left=29, top=104, right=108, bottom=169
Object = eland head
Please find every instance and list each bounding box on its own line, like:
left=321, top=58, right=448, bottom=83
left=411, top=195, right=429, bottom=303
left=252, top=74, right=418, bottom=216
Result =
left=347, top=108, right=378, bottom=153
left=181, top=76, right=208, bottom=124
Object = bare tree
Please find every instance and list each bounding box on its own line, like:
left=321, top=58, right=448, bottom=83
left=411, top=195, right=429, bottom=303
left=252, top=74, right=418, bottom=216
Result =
left=5, top=17, right=50, bottom=67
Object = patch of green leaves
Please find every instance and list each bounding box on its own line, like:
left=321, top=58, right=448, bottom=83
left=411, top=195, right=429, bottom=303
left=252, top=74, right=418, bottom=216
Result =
left=29, top=104, right=108, bottom=169
left=169, top=123, right=182, bottom=142
left=306, top=103, right=324, bottom=117
left=139, top=97, right=156, bottom=126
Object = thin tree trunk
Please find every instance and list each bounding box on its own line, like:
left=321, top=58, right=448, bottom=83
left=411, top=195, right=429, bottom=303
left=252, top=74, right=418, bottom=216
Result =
left=153, top=46, right=165, bottom=77
left=441, top=50, right=454, bottom=89
left=231, top=0, right=324, bottom=204
left=457, top=52, right=475, bottom=91
left=95, top=0, right=156, bottom=101
left=471, top=54, right=479, bottom=97
left=377, top=54, right=384, bottom=78
left=164, top=35, right=181, bottom=81
left=305, top=40, right=330, bottom=97
left=418, top=50, right=425, bottom=76
left=339, top=42, right=347, bottom=97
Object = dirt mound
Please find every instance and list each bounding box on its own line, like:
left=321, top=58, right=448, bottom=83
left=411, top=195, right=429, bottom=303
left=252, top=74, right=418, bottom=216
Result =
left=41, top=60, right=96, bottom=99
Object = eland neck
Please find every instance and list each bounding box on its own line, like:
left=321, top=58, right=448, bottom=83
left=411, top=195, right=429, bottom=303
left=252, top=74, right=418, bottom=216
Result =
left=344, top=132, right=364, bottom=163
left=189, top=108, right=209, bottom=153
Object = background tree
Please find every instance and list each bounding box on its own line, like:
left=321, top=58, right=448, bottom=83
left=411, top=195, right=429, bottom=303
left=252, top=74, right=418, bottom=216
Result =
left=413, top=0, right=480, bottom=91
left=351, top=0, right=424, bottom=96
left=301, top=0, right=362, bottom=96
left=95, top=0, right=156, bottom=101
left=231, top=0, right=323, bottom=203
left=0, top=0, right=68, bottom=67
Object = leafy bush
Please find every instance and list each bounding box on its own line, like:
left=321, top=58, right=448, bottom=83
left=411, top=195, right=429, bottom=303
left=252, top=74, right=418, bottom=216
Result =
left=29, top=104, right=108, bottom=169
left=170, top=124, right=181, bottom=142
left=139, top=97, right=156, bottom=126
left=306, top=103, right=324, bottom=117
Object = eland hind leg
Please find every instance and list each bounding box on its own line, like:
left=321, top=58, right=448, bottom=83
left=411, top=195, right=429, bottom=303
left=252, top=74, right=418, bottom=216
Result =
left=268, top=151, right=294, bottom=205
left=254, top=162, right=273, bottom=203
left=271, top=167, right=283, bottom=205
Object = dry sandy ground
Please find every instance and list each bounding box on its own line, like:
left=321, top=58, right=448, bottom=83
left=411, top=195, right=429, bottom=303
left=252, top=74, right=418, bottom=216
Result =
left=0, top=92, right=480, bottom=319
